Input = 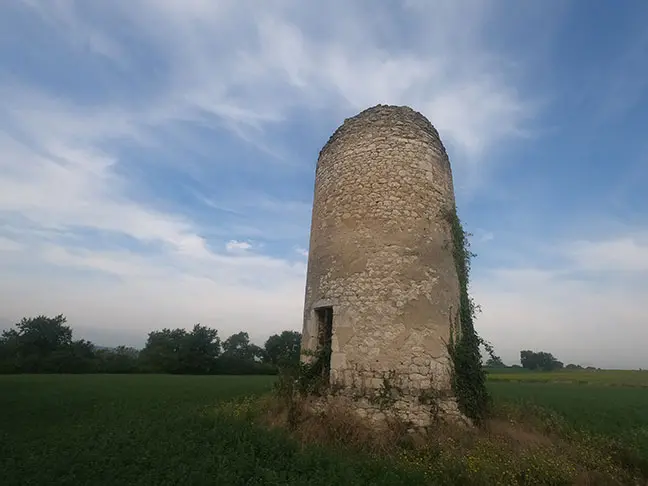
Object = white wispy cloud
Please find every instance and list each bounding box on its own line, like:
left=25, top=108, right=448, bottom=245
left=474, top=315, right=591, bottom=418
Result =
left=478, top=231, right=495, bottom=243
left=225, top=240, right=252, bottom=253
left=16, top=0, right=534, bottom=159
left=0, top=236, right=21, bottom=252
left=565, top=235, right=648, bottom=273
left=474, top=230, right=648, bottom=368
left=3, top=0, right=646, bottom=369
left=21, top=0, right=126, bottom=64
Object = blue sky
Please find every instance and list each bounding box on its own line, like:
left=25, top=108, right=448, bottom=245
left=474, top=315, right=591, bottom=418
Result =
left=0, top=0, right=647, bottom=368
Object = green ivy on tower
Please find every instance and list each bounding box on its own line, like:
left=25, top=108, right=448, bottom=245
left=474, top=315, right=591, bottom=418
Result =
left=444, top=206, right=491, bottom=424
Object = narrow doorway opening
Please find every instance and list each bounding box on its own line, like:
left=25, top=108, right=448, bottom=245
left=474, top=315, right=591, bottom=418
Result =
left=314, top=306, right=333, bottom=384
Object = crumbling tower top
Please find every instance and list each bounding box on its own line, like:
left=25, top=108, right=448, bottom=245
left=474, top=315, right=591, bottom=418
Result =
left=319, top=104, right=451, bottom=172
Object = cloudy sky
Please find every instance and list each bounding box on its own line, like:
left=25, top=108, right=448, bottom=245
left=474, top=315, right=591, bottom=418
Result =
left=1, top=1, right=647, bottom=368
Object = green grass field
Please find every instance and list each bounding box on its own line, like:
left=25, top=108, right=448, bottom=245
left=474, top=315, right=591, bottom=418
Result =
left=2, top=372, right=647, bottom=485
left=487, top=370, right=648, bottom=474
left=0, top=374, right=432, bottom=486
left=487, top=368, right=648, bottom=387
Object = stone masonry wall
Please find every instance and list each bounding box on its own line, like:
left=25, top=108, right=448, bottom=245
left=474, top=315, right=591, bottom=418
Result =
left=301, top=105, right=464, bottom=426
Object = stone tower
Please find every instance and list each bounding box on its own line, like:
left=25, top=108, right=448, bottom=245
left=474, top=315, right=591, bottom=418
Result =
left=301, top=105, right=464, bottom=426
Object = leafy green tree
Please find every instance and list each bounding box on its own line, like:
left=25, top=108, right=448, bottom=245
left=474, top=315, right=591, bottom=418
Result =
left=140, top=328, right=188, bottom=373
left=520, top=350, right=564, bottom=371
left=0, top=332, right=18, bottom=373
left=3, top=315, right=72, bottom=356
left=0, top=314, right=97, bottom=373
left=222, top=331, right=265, bottom=361
left=485, top=356, right=506, bottom=368
left=216, top=331, right=274, bottom=374
left=565, top=363, right=583, bottom=370
left=222, top=331, right=254, bottom=360
left=95, top=346, right=140, bottom=373
left=140, top=324, right=221, bottom=374
left=181, top=324, right=221, bottom=374
left=264, top=331, right=301, bottom=367
left=49, top=339, right=97, bottom=373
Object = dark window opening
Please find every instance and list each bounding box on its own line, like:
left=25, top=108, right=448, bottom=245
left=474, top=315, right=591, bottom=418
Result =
left=315, top=306, right=333, bottom=384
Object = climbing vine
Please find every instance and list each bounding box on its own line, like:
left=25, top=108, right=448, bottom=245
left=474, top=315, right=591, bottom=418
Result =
left=275, top=345, right=331, bottom=399
left=368, top=370, right=402, bottom=410
left=273, top=345, right=333, bottom=429
left=443, top=206, right=491, bottom=424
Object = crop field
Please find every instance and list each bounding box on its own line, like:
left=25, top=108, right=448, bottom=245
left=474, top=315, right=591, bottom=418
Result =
left=0, top=374, right=432, bottom=485
left=2, top=372, right=647, bottom=485
left=487, top=369, right=648, bottom=387
left=487, top=370, right=648, bottom=472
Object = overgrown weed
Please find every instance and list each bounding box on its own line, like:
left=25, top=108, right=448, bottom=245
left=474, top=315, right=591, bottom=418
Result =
left=215, top=391, right=646, bottom=485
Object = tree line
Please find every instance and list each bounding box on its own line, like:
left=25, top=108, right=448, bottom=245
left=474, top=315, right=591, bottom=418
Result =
left=1, top=314, right=590, bottom=375
left=0, top=314, right=301, bottom=375
left=485, top=350, right=594, bottom=372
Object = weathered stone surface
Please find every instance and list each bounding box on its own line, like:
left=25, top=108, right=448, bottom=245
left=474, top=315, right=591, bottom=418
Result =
left=301, top=104, right=463, bottom=427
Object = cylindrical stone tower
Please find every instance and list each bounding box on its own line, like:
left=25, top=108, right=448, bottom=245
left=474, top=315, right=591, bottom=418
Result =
left=301, top=105, right=463, bottom=425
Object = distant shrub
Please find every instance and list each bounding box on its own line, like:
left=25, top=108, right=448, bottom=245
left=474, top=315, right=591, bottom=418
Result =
left=214, top=356, right=277, bottom=375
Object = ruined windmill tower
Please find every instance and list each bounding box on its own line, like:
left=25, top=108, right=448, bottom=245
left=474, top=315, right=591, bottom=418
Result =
left=300, top=105, right=467, bottom=426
